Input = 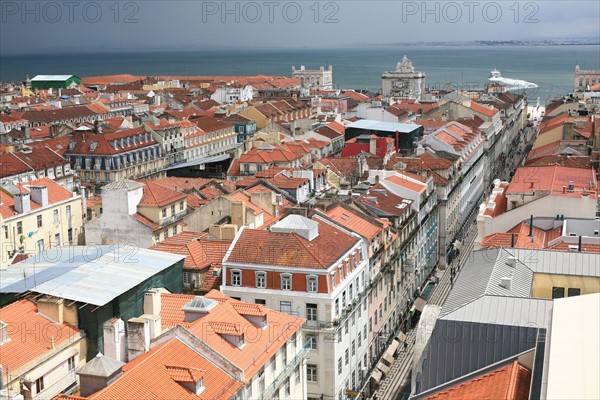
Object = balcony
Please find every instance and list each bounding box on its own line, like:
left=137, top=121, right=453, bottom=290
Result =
left=259, top=340, right=311, bottom=400
left=303, top=288, right=369, bottom=331
left=159, top=209, right=188, bottom=227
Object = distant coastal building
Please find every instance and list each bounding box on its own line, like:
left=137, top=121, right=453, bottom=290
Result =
left=574, top=65, right=600, bottom=92
left=292, top=65, right=333, bottom=90
left=30, top=75, right=80, bottom=90
left=381, top=56, right=426, bottom=100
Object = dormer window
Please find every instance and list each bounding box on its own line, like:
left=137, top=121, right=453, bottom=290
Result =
left=307, top=275, right=318, bottom=293
left=281, top=274, right=292, bottom=291
left=256, top=271, right=266, bottom=288
left=209, top=322, right=245, bottom=348
left=113, top=141, right=118, bottom=150
left=231, top=270, right=241, bottom=286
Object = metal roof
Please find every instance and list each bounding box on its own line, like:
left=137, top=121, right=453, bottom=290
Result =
left=512, top=248, right=600, bottom=277
left=164, top=153, right=230, bottom=171
left=77, top=353, right=125, bottom=377
left=102, top=180, right=145, bottom=191
left=31, top=75, right=76, bottom=81
left=440, top=248, right=599, bottom=317
left=0, top=245, right=185, bottom=306
left=346, top=119, right=422, bottom=133
left=441, top=296, right=553, bottom=329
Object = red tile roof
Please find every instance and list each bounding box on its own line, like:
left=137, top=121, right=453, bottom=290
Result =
left=325, top=205, right=382, bottom=240
left=0, top=147, right=68, bottom=178
left=137, top=180, right=187, bottom=207
left=0, top=177, right=76, bottom=219
left=226, top=217, right=358, bottom=269
left=160, top=290, right=304, bottom=378
left=506, top=165, right=597, bottom=198
left=65, top=337, right=243, bottom=400
left=470, top=101, right=499, bottom=117
left=425, top=361, right=531, bottom=400
left=0, top=298, right=81, bottom=372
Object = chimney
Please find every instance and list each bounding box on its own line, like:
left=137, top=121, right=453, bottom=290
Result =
left=13, top=191, right=31, bottom=214
left=510, top=233, right=515, bottom=248
left=143, top=289, right=162, bottom=316
left=506, top=256, right=517, bottom=268
left=77, top=353, right=125, bottom=397
left=103, top=318, right=127, bottom=362
left=127, top=318, right=151, bottom=361
left=37, top=297, right=64, bottom=324
left=369, top=136, right=377, bottom=155
left=29, top=186, right=49, bottom=207
left=528, top=215, right=533, bottom=237
left=563, top=186, right=566, bottom=193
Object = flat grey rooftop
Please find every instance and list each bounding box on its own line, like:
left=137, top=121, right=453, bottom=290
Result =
left=0, top=245, right=185, bottom=306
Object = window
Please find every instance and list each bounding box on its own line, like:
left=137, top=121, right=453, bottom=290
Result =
left=255, top=299, right=266, bottom=305
left=307, top=364, right=318, bottom=383
left=335, top=299, right=340, bottom=316
left=54, top=233, right=60, bottom=246
left=280, top=301, right=292, bottom=314
left=231, top=270, right=241, bottom=286
left=68, top=228, right=73, bottom=243
left=331, top=271, right=337, bottom=287
left=307, top=275, right=318, bottom=292
left=164, top=230, right=169, bottom=239
left=35, top=377, right=44, bottom=394
left=282, top=343, right=287, bottom=366
left=37, top=239, right=44, bottom=253
left=179, top=201, right=184, bottom=211
left=295, top=366, right=301, bottom=385
left=358, top=332, right=362, bottom=348
left=67, top=356, right=76, bottom=370
left=306, top=303, right=317, bottom=321
left=284, top=378, right=290, bottom=397
left=162, top=208, right=167, bottom=218
left=183, top=272, right=191, bottom=285
left=53, top=209, right=59, bottom=224
left=17, top=221, right=23, bottom=235
left=345, top=349, right=349, bottom=365
left=271, top=354, right=277, bottom=373
left=281, top=274, right=292, bottom=290
left=345, top=320, right=349, bottom=335
left=552, top=287, right=565, bottom=299
left=256, top=272, right=267, bottom=288
left=3, top=226, right=7, bottom=239
left=568, top=288, right=581, bottom=297
left=352, top=340, right=356, bottom=356
left=37, top=215, right=43, bottom=228
left=307, top=334, right=318, bottom=350
left=155, top=234, right=160, bottom=243
left=170, top=205, right=176, bottom=215
left=338, top=357, right=343, bottom=375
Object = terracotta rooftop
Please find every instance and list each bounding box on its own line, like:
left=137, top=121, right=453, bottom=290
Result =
left=159, top=290, right=304, bottom=378
left=0, top=177, right=77, bottom=219
left=137, top=180, right=187, bottom=207
left=506, top=165, right=597, bottom=198
left=424, top=361, right=531, bottom=400
left=325, top=204, right=382, bottom=240
left=226, top=216, right=358, bottom=269
left=0, top=298, right=81, bottom=372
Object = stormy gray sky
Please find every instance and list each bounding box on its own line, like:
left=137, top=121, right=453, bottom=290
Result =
left=1, top=1, right=599, bottom=55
